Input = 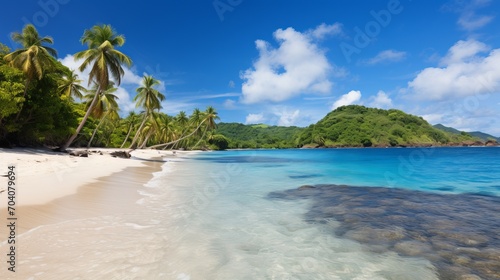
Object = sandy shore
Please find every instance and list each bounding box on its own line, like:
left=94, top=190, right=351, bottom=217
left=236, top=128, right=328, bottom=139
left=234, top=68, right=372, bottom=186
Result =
left=0, top=148, right=179, bottom=207
left=0, top=148, right=197, bottom=278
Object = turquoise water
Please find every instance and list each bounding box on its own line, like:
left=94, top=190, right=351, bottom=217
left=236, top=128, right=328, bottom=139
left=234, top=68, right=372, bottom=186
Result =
left=151, top=147, right=499, bottom=279
left=7, top=148, right=497, bottom=279
left=195, top=147, right=500, bottom=195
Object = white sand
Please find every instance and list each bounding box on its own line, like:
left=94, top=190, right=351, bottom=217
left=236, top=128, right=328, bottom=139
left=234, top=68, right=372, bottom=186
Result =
left=0, top=148, right=181, bottom=208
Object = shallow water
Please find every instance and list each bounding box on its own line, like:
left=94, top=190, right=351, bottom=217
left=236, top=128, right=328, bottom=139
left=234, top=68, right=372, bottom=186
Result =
left=4, top=148, right=499, bottom=279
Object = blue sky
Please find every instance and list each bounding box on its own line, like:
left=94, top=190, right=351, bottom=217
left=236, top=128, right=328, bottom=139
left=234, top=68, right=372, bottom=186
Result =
left=2, top=0, right=500, bottom=135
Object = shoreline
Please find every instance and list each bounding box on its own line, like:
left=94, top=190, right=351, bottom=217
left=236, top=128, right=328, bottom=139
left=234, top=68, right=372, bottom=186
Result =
left=0, top=148, right=197, bottom=234
left=0, top=148, right=185, bottom=208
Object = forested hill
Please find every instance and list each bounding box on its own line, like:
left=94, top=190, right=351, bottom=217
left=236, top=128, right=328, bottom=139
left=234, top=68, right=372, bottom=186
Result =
left=295, top=105, right=481, bottom=147
left=434, top=124, right=500, bottom=142
left=215, top=123, right=302, bottom=148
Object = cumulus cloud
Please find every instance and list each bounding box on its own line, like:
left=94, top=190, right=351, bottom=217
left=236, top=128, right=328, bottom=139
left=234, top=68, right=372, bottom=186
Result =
left=223, top=99, right=236, bottom=109
left=443, top=0, right=494, bottom=31
left=272, top=107, right=301, bottom=126
left=421, top=113, right=444, bottom=124
left=369, top=91, right=393, bottom=108
left=458, top=0, right=494, bottom=31
left=309, top=23, right=343, bottom=40
left=407, top=39, right=500, bottom=100
left=366, top=50, right=407, bottom=65
left=439, top=40, right=489, bottom=65
left=241, top=24, right=339, bottom=104
left=245, top=113, right=265, bottom=124
left=332, top=90, right=362, bottom=110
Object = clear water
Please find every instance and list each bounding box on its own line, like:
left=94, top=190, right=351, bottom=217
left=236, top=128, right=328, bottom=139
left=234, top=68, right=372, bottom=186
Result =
left=151, top=147, right=499, bottom=279
left=5, top=147, right=499, bottom=279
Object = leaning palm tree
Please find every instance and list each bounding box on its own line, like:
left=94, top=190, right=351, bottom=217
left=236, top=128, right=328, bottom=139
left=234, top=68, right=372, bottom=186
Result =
left=58, top=70, right=86, bottom=100
left=147, top=108, right=211, bottom=150
left=85, top=84, right=119, bottom=147
left=128, top=75, right=165, bottom=149
left=193, top=106, right=220, bottom=148
left=120, top=111, right=139, bottom=148
left=61, top=24, right=131, bottom=151
left=4, top=24, right=57, bottom=97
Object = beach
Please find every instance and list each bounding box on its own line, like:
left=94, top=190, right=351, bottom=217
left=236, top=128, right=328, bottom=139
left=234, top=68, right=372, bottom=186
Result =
left=0, top=148, right=186, bottom=279
left=1, top=148, right=498, bottom=279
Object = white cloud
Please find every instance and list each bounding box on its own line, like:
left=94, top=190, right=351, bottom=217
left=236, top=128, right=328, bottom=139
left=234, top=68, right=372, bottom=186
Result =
left=309, top=23, right=343, bottom=40
left=122, top=66, right=143, bottom=85
left=444, top=0, right=494, bottom=31
left=241, top=24, right=336, bottom=104
left=114, top=87, right=136, bottom=113
left=408, top=39, right=500, bottom=100
left=332, top=90, right=362, bottom=110
left=458, top=12, right=494, bottom=31
left=458, top=0, right=494, bottom=31
left=369, top=91, right=393, bottom=108
left=245, top=113, right=265, bottom=124
left=439, top=40, right=489, bottom=65
left=228, top=80, right=235, bottom=88
left=223, top=99, right=236, bottom=109
left=366, top=50, right=407, bottom=65
left=421, top=113, right=444, bottom=124
left=272, top=107, right=301, bottom=126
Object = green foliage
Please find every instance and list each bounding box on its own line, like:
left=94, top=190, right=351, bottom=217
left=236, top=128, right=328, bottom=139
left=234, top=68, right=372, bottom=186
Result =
left=296, top=105, right=482, bottom=147
left=215, top=123, right=303, bottom=149
left=209, top=134, right=229, bottom=150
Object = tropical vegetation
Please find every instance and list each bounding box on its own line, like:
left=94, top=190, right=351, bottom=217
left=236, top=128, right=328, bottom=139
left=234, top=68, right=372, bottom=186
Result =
left=0, top=25, right=494, bottom=151
left=0, top=24, right=222, bottom=150
left=295, top=105, right=481, bottom=147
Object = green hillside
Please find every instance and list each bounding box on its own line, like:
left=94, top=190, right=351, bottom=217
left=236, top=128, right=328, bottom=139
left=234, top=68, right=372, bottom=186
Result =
left=434, top=124, right=499, bottom=142
left=296, top=105, right=479, bottom=147
left=215, top=123, right=303, bottom=148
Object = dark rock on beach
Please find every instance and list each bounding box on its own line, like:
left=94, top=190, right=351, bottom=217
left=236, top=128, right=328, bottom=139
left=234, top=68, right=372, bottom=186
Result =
left=110, top=150, right=131, bottom=158
left=268, top=184, right=500, bottom=280
left=68, top=150, right=89, bottom=157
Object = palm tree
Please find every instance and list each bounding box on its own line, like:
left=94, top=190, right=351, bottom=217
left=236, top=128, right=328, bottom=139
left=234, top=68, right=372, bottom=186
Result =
left=58, top=70, right=85, bottom=100
left=193, top=106, right=220, bottom=148
left=84, top=83, right=119, bottom=119
left=147, top=108, right=211, bottom=150
left=61, top=24, right=131, bottom=151
left=85, top=84, right=119, bottom=147
left=203, top=106, right=219, bottom=131
left=128, top=75, right=165, bottom=149
left=172, top=111, right=189, bottom=148
left=4, top=24, right=57, bottom=97
left=120, top=111, right=139, bottom=148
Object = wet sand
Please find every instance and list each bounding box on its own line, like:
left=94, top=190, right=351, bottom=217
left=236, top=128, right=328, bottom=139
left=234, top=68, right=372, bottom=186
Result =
left=0, top=148, right=184, bottom=279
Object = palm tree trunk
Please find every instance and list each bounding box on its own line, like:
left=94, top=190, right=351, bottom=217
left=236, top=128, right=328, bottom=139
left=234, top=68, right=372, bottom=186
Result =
left=87, top=112, right=108, bottom=148
left=120, top=124, right=134, bottom=148
left=138, top=129, right=153, bottom=149
left=128, top=113, right=148, bottom=149
left=61, top=85, right=101, bottom=151
left=147, top=120, right=206, bottom=149
left=193, top=125, right=209, bottom=149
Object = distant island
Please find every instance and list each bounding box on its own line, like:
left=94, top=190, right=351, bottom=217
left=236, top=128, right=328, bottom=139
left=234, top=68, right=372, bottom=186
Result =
left=216, top=105, right=499, bottom=149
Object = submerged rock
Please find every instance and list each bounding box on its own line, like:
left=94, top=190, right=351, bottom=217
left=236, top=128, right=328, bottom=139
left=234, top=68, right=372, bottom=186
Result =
left=268, top=184, right=500, bottom=280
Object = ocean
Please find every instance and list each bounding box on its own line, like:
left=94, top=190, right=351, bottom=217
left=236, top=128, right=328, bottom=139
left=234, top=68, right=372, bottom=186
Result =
left=8, top=147, right=499, bottom=279
left=148, top=147, right=499, bottom=279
